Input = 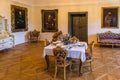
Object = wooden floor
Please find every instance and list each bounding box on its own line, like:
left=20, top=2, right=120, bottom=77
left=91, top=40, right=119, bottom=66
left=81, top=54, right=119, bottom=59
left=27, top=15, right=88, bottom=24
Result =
left=0, top=42, right=120, bottom=80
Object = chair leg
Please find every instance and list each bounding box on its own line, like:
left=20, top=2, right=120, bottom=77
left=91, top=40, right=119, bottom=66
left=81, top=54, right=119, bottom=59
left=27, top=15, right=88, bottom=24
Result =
left=69, top=61, right=72, bottom=72
left=112, top=44, right=114, bottom=48
left=54, top=66, right=57, bottom=79
left=64, top=66, right=66, bottom=80
left=45, top=55, right=49, bottom=70
left=90, top=61, right=92, bottom=72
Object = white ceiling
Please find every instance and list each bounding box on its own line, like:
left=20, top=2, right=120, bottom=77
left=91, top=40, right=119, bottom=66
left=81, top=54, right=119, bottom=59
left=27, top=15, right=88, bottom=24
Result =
left=10, top=0, right=120, bottom=6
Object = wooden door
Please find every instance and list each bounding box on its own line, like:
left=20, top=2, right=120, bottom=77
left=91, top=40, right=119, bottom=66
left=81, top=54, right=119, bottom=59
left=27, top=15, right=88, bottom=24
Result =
left=68, top=12, right=88, bottom=43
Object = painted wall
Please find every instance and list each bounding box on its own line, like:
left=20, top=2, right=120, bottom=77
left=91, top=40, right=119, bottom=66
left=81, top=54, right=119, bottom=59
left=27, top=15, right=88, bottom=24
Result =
left=0, top=0, right=34, bottom=45
left=32, top=2, right=120, bottom=44
left=0, top=0, right=120, bottom=45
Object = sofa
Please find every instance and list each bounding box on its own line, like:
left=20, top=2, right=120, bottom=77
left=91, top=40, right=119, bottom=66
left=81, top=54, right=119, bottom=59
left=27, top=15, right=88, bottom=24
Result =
left=97, top=31, right=120, bottom=47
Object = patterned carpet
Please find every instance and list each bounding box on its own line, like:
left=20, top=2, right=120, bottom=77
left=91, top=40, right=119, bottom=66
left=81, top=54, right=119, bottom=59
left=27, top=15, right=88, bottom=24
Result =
left=0, top=42, right=120, bottom=80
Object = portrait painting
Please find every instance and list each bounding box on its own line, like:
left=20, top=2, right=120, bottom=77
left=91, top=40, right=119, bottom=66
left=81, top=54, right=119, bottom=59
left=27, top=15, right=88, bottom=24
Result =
left=101, top=7, right=119, bottom=28
left=41, top=9, right=58, bottom=32
left=11, top=5, right=28, bottom=32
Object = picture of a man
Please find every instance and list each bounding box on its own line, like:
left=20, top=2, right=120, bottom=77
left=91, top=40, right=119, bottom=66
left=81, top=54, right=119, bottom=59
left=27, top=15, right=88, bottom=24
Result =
left=45, top=14, right=55, bottom=30
left=42, top=9, right=58, bottom=32
left=15, top=9, right=25, bottom=29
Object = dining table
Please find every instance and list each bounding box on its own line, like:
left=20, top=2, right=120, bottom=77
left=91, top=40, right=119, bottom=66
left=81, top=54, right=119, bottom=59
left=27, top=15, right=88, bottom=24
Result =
left=43, top=41, right=88, bottom=74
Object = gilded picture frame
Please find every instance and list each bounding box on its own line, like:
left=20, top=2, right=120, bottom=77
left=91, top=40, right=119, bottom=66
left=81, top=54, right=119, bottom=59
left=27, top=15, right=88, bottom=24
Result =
left=11, top=5, right=28, bottom=32
left=41, top=9, right=58, bottom=32
left=101, top=7, right=119, bottom=28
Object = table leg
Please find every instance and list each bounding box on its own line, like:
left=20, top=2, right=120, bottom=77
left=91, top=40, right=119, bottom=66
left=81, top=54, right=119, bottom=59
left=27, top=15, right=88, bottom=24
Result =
left=79, top=59, right=82, bottom=76
left=45, top=55, right=49, bottom=70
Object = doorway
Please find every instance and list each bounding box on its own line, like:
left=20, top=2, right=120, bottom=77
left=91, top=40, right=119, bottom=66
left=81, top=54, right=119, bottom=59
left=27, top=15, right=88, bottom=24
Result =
left=68, top=12, right=88, bottom=43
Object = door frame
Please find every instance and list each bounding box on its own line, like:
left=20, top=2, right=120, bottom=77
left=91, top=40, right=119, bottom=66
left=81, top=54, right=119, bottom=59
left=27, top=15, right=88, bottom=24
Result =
left=68, top=12, right=88, bottom=43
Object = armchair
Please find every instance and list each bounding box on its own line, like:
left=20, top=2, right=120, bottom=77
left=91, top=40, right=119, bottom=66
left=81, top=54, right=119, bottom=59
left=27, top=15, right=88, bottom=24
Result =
left=29, top=29, right=40, bottom=42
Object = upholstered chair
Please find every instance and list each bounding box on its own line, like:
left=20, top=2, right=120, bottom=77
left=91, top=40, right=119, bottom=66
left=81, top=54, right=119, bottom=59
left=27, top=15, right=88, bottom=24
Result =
left=44, top=39, right=51, bottom=47
left=52, top=31, right=62, bottom=42
left=84, top=41, right=95, bottom=72
left=29, top=29, right=40, bottom=42
left=53, top=46, right=72, bottom=80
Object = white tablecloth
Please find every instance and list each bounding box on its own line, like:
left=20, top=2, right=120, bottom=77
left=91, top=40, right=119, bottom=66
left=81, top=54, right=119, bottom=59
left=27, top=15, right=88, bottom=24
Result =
left=43, top=42, right=88, bottom=62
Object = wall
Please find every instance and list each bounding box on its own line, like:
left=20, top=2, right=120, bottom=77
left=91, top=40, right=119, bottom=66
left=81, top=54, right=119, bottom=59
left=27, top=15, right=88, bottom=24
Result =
left=0, top=0, right=34, bottom=45
left=32, top=2, right=120, bottom=44
left=0, top=0, right=120, bottom=45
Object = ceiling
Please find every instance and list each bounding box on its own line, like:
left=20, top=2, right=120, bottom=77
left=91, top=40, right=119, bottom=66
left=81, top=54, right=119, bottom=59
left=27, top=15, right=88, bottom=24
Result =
left=10, top=0, right=120, bottom=6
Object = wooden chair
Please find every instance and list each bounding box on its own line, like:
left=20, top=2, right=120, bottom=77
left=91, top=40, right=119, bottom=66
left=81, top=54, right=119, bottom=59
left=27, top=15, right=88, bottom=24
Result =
left=44, top=39, right=52, bottom=70
left=84, top=41, right=95, bottom=72
left=44, top=39, right=51, bottom=47
left=52, top=31, right=62, bottom=42
left=53, top=46, right=72, bottom=80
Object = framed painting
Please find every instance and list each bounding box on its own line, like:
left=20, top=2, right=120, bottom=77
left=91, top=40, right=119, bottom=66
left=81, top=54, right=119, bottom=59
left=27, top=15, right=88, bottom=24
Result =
left=101, top=7, right=119, bottom=28
left=11, top=5, right=28, bottom=32
left=41, top=9, right=58, bottom=32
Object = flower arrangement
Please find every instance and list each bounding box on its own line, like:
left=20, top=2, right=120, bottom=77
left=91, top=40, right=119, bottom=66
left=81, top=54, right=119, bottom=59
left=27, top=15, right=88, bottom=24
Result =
left=62, top=34, right=71, bottom=45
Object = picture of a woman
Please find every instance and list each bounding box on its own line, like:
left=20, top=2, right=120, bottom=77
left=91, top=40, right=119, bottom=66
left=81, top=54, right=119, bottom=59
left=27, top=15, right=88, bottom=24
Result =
left=102, top=7, right=118, bottom=28
left=104, top=11, right=116, bottom=27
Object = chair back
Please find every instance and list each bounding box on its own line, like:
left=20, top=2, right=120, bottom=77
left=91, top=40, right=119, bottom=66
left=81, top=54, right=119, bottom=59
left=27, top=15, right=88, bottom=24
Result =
left=52, top=31, right=63, bottom=42
left=53, top=46, right=68, bottom=65
left=70, top=36, right=79, bottom=43
left=89, top=41, right=95, bottom=55
left=30, top=29, right=40, bottom=37
left=44, top=39, right=50, bottom=46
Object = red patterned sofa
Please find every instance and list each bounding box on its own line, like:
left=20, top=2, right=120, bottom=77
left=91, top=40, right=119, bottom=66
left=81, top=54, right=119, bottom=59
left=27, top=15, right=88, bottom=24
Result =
left=97, top=31, right=120, bottom=47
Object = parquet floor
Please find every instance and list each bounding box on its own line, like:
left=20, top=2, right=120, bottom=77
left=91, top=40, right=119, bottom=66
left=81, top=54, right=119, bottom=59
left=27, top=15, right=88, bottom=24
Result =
left=0, top=42, right=120, bottom=80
